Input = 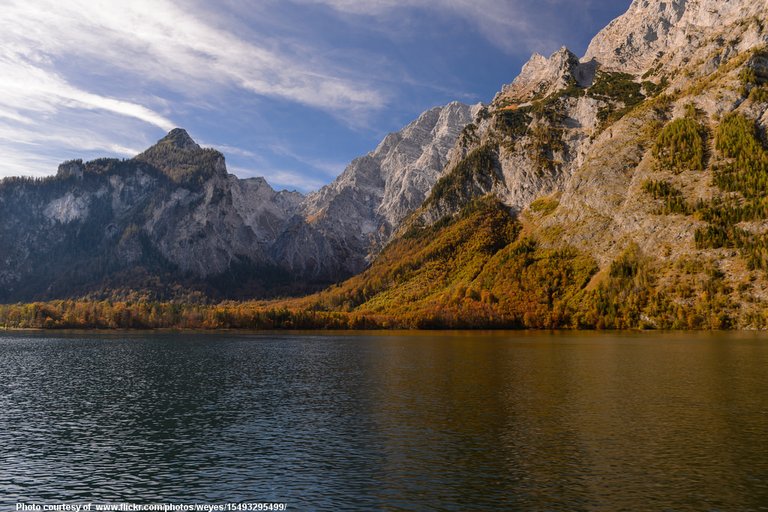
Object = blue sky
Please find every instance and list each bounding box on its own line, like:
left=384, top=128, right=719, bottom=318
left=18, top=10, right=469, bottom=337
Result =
left=0, top=0, right=630, bottom=192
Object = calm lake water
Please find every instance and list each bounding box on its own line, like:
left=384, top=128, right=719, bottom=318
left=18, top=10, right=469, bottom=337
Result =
left=1, top=331, right=767, bottom=511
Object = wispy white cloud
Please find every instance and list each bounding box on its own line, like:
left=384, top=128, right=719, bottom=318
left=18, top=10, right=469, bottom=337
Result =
left=209, top=144, right=260, bottom=160
left=0, top=109, right=155, bottom=178
left=0, top=136, right=137, bottom=180
left=295, top=0, right=562, bottom=54
left=0, top=146, right=68, bottom=178
left=0, top=51, right=176, bottom=132
left=0, top=120, right=143, bottom=157
left=0, top=0, right=386, bottom=115
left=0, top=0, right=391, bottom=178
left=267, top=143, right=348, bottom=178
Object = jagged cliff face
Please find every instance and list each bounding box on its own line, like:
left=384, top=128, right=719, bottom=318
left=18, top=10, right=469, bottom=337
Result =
left=273, top=101, right=479, bottom=280
left=585, top=0, right=768, bottom=74
left=0, top=130, right=304, bottom=301
left=495, top=47, right=597, bottom=104
left=414, top=47, right=603, bottom=226
left=537, top=0, right=768, bottom=264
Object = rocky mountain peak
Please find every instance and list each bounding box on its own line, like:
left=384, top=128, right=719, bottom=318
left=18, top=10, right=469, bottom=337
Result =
left=272, top=101, right=477, bottom=281
left=495, top=47, right=595, bottom=105
left=584, top=0, right=768, bottom=74
left=302, top=101, right=476, bottom=222
left=134, top=128, right=225, bottom=184
left=157, top=128, right=201, bottom=151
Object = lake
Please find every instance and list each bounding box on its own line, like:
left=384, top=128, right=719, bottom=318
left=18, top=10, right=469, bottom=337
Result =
left=1, top=331, right=767, bottom=511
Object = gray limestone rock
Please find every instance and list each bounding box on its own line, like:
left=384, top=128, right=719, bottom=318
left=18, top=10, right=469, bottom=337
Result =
left=273, top=101, right=479, bottom=280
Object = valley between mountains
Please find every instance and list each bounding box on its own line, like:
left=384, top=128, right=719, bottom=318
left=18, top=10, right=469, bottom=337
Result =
left=5, top=0, right=768, bottom=329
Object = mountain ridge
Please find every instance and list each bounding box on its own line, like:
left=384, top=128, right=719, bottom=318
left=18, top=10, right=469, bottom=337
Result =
left=0, top=101, right=475, bottom=302
left=6, top=0, right=768, bottom=330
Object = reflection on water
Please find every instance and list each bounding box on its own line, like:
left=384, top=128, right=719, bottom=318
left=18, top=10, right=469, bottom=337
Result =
left=1, top=331, right=767, bottom=510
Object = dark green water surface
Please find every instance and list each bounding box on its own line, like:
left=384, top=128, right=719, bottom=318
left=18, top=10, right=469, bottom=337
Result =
left=1, top=331, right=767, bottom=511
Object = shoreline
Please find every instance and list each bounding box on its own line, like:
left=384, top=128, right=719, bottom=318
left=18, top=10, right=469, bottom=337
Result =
left=1, top=326, right=764, bottom=334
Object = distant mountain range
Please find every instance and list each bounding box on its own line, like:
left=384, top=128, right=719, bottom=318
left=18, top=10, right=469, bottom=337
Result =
left=0, top=103, right=475, bottom=302
left=5, top=0, right=768, bottom=329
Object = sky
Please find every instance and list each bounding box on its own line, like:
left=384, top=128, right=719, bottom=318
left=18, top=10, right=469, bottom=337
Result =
left=0, top=0, right=630, bottom=192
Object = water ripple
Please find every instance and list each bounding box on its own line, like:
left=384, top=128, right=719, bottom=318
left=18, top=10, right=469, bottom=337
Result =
left=1, top=331, right=768, bottom=510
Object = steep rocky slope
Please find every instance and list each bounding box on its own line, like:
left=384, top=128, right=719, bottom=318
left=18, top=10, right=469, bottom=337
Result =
left=584, top=0, right=767, bottom=74
left=291, top=0, right=768, bottom=329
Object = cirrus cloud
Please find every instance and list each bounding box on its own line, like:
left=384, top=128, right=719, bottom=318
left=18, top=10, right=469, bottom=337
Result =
left=0, top=0, right=629, bottom=190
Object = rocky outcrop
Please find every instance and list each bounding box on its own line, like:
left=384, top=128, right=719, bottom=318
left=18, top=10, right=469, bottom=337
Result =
left=396, top=0, right=768, bottom=328
left=495, top=47, right=596, bottom=104
left=415, top=63, right=603, bottom=227
left=584, top=0, right=768, bottom=75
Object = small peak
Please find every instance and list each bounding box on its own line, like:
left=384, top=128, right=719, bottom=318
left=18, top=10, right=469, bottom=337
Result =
left=243, top=176, right=270, bottom=188
left=547, top=46, right=579, bottom=66
left=134, top=128, right=225, bottom=185
left=495, top=46, right=582, bottom=105
left=444, top=100, right=472, bottom=112
left=156, top=128, right=200, bottom=151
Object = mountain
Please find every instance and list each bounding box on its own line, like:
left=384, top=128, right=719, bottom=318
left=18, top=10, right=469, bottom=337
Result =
left=0, top=104, right=475, bottom=302
left=275, top=0, right=768, bottom=329
left=273, top=101, right=479, bottom=280
left=0, top=129, right=305, bottom=301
